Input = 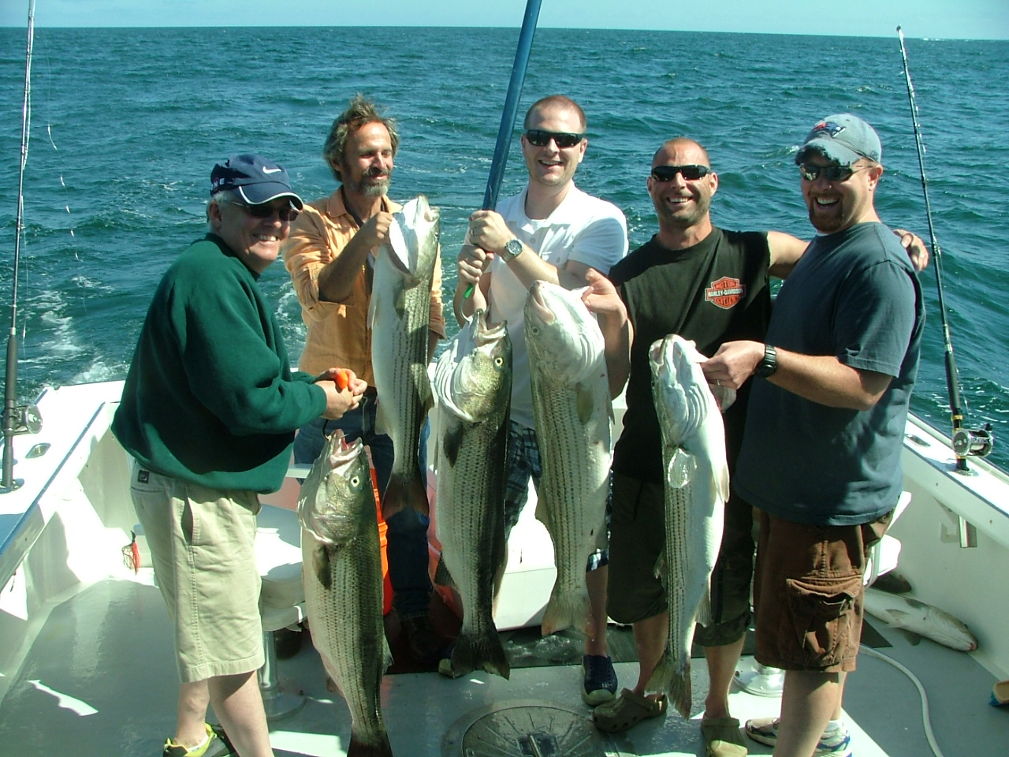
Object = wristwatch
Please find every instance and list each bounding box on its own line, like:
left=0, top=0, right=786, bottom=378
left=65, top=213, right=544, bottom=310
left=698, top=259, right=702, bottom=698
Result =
left=755, top=344, right=778, bottom=378
left=501, top=237, right=523, bottom=262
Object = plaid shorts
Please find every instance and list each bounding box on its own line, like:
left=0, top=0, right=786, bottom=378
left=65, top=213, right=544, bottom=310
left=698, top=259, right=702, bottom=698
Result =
left=504, top=421, right=608, bottom=571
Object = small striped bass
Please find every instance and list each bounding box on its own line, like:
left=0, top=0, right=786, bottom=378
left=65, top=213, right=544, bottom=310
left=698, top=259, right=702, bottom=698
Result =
left=864, top=587, right=978, bottom=652
left=647, top=334, right=729, bottom=718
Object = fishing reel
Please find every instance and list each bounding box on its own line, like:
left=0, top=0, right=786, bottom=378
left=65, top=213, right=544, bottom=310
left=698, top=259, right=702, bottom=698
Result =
left=952, top=423, right=994, bottom=458
left=3, top=403, right=42, bottom=437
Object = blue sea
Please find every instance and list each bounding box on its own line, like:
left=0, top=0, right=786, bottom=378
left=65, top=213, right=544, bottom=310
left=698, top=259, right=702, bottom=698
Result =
left=1, top=26, right=1007, bottom=471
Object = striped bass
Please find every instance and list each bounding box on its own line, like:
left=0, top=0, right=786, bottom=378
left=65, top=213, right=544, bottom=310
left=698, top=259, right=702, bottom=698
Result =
left=524, top=281, right=611, bottom=636
left=369, top=194, right=439, bottom=520
left=647, top=334, right=729, bottom=718
left=431, top=308, right=512, bottom=678
left=300, top=431, right=393, bottom=757
left=863, top=587, right=978, bottom=652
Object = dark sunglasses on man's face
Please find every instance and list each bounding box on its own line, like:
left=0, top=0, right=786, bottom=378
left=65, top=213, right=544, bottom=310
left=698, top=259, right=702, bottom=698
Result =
left=650, top=164, right=712, bottom=182
left=229, top=200, right=300, bottom=222
left=524, top=129, right=585, bottom=149
left=798, top=163, right=862, bottom=182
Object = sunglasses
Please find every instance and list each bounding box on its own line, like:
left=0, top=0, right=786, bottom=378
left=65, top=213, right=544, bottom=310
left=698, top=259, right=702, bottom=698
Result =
left=650, top=164, right=712, bottom=182
left=228, top=200, right=300, bottom=222
left=798, top=163, right=864, bottom=182
left=524, top=129, right=585, bottom=149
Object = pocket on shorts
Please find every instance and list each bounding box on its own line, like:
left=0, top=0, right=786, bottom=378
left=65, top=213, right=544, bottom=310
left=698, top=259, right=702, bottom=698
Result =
left=784, top=572, right=863, bottom=668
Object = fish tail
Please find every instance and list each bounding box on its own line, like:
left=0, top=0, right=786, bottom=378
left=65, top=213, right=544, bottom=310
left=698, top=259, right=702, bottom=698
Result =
left=347, top=731, right=393, bottom=757
left=451, top=630, right=511, bottom=680
left=646, top=649, right=672, bottom=693
left=381, top=470, right=430, bottom=520
left=646, top=651, right=691, bottom=717
left=540, top=587, right=590, bottom=637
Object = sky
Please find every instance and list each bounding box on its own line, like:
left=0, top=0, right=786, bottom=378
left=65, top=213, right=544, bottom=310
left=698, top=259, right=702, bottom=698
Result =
left=1, top=0, right=1007, bottom=40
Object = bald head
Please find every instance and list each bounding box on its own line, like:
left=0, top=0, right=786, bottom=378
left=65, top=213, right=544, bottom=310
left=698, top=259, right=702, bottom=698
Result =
left=652, top=138, right=710, bottom=168
left=647, top=137, right=718, bottom=247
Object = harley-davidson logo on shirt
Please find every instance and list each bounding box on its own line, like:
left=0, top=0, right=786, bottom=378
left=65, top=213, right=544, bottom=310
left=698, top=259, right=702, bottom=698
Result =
left=704, top=276, right=745, bottom=310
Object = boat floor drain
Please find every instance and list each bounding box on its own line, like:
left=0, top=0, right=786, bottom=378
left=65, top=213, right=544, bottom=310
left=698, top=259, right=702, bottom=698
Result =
left=442, top=699, right=636, bottom=756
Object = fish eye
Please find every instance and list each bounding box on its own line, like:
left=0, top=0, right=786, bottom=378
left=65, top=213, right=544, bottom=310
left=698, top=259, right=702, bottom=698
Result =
left=494, top=357, right=504, bottom=367
left=350, top=475, right=361, bottom=487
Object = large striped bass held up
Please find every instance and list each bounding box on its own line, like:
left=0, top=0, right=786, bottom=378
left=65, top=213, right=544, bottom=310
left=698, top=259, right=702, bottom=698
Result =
left=299, top=431, right=393, bottom=757
left=431, top=308, right=512, bottom=679
left=524, top=281, right=612, bottom=637
left=369, top=194, right=440, bottom=520
left=647, top=334, right=729, bottom=718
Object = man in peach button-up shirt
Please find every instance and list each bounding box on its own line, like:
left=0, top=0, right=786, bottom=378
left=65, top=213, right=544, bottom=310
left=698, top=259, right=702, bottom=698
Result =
left=284, top=95, right=445, bottom=665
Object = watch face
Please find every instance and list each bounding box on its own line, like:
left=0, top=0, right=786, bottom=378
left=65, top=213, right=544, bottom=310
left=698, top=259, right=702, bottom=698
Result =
left=504, top=239, right=522, bottom=260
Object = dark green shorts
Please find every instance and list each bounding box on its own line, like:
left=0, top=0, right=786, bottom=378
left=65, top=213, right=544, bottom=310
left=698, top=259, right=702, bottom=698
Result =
left=606, top=472, right=755, bottom=646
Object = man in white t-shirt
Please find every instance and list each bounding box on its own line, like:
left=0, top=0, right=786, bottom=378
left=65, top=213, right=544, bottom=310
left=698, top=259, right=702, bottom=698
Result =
left=453, top=94, right=628, bottom=706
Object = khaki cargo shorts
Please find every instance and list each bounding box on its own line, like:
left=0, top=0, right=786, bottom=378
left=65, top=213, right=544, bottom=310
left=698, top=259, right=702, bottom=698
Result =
left=130, top=462, right=264, bottom=683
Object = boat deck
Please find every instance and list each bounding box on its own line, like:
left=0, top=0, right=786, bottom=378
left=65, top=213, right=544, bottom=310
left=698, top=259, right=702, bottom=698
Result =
left=0, top=571, right=1003, bottom=756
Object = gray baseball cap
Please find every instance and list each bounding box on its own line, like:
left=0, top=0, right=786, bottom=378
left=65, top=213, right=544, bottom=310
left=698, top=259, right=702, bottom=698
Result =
left=795, top=114, right=882, bottom=166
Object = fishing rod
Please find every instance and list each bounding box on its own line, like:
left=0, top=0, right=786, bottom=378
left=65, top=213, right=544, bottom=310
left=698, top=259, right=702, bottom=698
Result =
left=2, top=0, right=38, bottom=494
left=896, top=26, right=993, bottom=472
left=463, top=0, right=543, bottom=299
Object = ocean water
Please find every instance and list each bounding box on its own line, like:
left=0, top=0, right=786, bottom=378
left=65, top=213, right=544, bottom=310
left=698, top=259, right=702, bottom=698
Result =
left=0, top=26, right=1007, bottom=471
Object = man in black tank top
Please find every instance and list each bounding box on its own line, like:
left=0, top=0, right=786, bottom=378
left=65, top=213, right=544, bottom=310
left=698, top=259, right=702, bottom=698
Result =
left=587, top=138, right=927, bottom=754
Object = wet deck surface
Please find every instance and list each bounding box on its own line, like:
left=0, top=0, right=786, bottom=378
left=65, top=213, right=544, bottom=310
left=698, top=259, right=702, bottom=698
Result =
left=0, top=575, right=1004, bottom=756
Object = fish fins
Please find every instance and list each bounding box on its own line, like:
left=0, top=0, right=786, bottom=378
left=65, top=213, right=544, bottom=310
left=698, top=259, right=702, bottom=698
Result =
left=313, top=544, right=334, bottom=592
left=381, top=470, right=429, bottom=520
left=575, top=383, right=596, bottom=424
left=450, top=630, right=511, bottom=680
left=647, top=650, right=692, bottom=718
left=442, top=422, right=463, bottom=467
left=695, top=583, right=714, bottom=629
left=541, top=585, right=590, bottom=637
left=713, top=460, right=731, bottom=504
left=667, top=448, right=697, bottom=488
left=432, top=553, right=455, bottom=590
left=346, top=733, right=394, bottom=757
left=373, top=397, right=390, bottom=437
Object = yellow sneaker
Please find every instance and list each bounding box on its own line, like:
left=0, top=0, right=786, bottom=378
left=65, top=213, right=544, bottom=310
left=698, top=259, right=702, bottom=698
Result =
left=162, top=722, right=230, bottom=757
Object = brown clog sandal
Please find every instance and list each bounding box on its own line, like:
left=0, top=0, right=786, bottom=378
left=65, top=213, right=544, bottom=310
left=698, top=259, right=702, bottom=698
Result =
left=701, top=716, right=747, bottom=757
left=592, top=688, right=668, bottom=733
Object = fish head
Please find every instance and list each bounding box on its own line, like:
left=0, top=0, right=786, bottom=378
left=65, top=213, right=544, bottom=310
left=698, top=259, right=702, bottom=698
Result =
left=387, top=194, right=441, bottom=277
left=297, top=430, right=374, bottom=546
left=523, top=281, right=605, bottom=383
left=649, top=334, right=716, bottom=447
left=436, top=309, right=512, bottom=423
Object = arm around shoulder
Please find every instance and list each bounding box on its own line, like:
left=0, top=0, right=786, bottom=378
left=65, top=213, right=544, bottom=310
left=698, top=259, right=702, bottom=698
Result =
left=767, top=231, right=809, bottom=279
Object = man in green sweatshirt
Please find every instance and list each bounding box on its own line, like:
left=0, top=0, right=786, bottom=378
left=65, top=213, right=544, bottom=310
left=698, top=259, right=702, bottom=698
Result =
left=113, top=154, right=362, bottom=757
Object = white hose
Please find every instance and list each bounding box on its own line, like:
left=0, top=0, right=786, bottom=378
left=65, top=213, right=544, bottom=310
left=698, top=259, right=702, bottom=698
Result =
left=860, top=644, right=946, bottom=757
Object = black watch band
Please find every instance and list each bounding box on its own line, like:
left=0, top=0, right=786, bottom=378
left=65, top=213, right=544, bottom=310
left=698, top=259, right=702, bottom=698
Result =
left=756, top=344, right=778, bottom=378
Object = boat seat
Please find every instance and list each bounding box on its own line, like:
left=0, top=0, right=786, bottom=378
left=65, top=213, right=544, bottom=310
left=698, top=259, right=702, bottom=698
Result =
left=864, top=490, right=912, bottom=587
left=254, top=504, right=306, bottom=721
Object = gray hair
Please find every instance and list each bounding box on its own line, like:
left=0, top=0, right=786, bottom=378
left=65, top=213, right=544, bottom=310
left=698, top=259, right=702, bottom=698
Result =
left=206, top=188, right=239, bottom=229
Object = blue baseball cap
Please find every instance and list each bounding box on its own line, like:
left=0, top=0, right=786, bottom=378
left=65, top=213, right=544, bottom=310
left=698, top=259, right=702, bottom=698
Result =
left=795, top=114, right=882, bottom=166
left=210, top=153, right=304, bottom=208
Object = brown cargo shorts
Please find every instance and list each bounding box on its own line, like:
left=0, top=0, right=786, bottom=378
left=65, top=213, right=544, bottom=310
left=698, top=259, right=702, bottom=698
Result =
left=753, top=508, right=892, bottom=673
